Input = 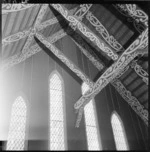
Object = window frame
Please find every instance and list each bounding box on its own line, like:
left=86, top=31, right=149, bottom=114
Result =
left=111, top=111, right=129, bottom=150
left=82, top=82, right=102, bottom=150
left=48, top=70, right=68, bottom=150
left=6, top=93, right=29, bottom=151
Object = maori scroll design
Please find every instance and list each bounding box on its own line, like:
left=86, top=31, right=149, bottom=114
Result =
left=21, top=5, right=48, bottom=60
left=51, top=4, right=118, bottom=61
left=113, top=4, right=148, bottom=33
left=130, top=60, right=148, bottom=85
left=2, top=6, right=76, bottom=46
left=126, top=4, right=148, bottom=27
left=2, top=4, right=36, bottom=14
left=114, top=65, right=129, bottom=79
left=2, top=17, right=61, bottom=46
left=74, top=27, right=148, bottom=127
left=34, top=4, right=48, bottom=27
left=2, top=29, right=66, bottom=71
left=37, top=17, right=59, bottom=31
left=35, top=32, right=94, bottom=88
left=2, top=29, right=31, bottom=46
left=74, top=28, right=148, bottom=109
left=86, top=11, right=123, bottom=52
left=111, top=79, right=148, bottom=126
left=22, top=28, right=36, bottom=54
left=74, top=4, right=92, bottom=21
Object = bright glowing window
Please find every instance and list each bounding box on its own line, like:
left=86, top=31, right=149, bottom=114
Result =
left=82, top=82, right=101, bottom=150
left=6, top=96, right=27, bottom=150
left=49, top=73, right=65, bottom=150
left=111, top=112, right=129, bottom=150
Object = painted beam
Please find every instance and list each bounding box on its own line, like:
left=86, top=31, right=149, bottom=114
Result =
left=74, top=27, right=148, bottom=127
left=2, top=4, right=36, bottom=14
left=1, top=29, right=66, bottom=71
left=130, top=60, right=148, bottom=85
left=113, top=4, right=148, bottom=33
left=74, top=4, right=92, bottom=20
left=86, top=10, right=123, bottom=52
left=50, top=4, right=118, bottom=61
left=2, top=17, right=60, bottom=46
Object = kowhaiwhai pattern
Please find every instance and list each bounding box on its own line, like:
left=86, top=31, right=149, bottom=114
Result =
left=74, top=27, right=148, bottom=126
left=126, top=4, right=148, bottom=27
left=51, top=4, right=118, bottom=61
left=2, top=17, right=61, bottom=46
left=113, top=4, right=148, bottom=33
left=2, top=29, right=67, bottom=71
left=74, top=4, right=92, bottom=21
left=86, top=11, right=123, bottom=52
left=34, top=4, right=48, bottom=28
left=2, top=29, right=31, bottom=46
left=130, top=60, right=148, bottom=85
left=2, top=4, right=36, bottom=14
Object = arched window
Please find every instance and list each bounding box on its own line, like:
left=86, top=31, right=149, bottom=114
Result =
left=49, top=72, right=66, bottom=150
left=111, top=112, right=129, bottom=150
left=82, top=82, right=102, bottom=150
left=6, top=96, right=27, bottom=150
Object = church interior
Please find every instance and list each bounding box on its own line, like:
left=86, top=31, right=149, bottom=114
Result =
left=0, top=3, right=148, bottom=151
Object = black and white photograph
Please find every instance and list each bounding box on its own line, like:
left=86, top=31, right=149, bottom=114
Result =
left=0, top=2, right=149, bottom=151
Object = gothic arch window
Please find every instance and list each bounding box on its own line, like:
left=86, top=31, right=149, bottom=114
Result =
left=111, top=112, right=129, bottom=150
left=6, top=96, right=27, bottom=150
left=49, top=71, right=66, bottom=150
left=82, top=82, right=102, bottom=150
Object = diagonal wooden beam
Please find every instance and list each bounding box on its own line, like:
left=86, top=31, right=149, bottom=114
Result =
left=74, top=4, right=92, bottom=20
left=20, top=4, right=48, bottom=55
left=1, top=29, right=66, bottom=71
left=2, top=6, right=76, bottom=46
left=130, top=60, right=148, bottom=85
left=68, top=19, right=148, bottom=126
left=124, top=4, right=148, bottom=27
left=50, top=4, right=149, bottom=127
left=50, top=4, right=118, bottom=61
left=35, top=32, right=94, bottom=88
left=74, top=28, right=148, bottom=109
left=65, top=26, right=104, bottom=71
left=2, top=4, right=36, bottom=14
left=85, top=10, right=124, bottom=52
left=74, top=27, right=148, bottom=127
left=2, top=17, right=60, bottom=46
left=69, top=29, right=148, bottom=127
left=34, top=4, right=49, bottom=28
left=113, top=4, right=148, bottom=33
